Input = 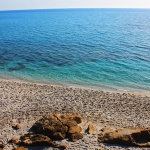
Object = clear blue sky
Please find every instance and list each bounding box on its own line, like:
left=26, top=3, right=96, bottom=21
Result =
left=0, top=0, right=150, bottom=10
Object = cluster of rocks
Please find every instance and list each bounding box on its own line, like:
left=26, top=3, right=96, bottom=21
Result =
left=10, top=133, right=66, bottom=149
left=1, top=114, right=150, bottom=150
left=0, top=79, right=150, bottom=149
left=8, top=114, right=83, bottom=149
left=31, top=114, right=83, bottom=142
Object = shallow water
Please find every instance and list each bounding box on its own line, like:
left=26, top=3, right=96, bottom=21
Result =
left=0, top=9, right=150, bottom=92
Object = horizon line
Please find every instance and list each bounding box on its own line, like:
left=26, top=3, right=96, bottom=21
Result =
left=0, top=7, right=150, bottom=12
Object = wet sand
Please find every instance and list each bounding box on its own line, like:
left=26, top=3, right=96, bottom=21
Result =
left=0, top=79, right=150, bottom=150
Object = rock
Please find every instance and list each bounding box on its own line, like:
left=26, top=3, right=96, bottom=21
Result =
left=11, top=133, right=66, bottom=149
left=98, top=127, right=150, bottom=147
left=12, top=147, right=28, bottom=150
left=31, top=114, right=83, bottom=142
left=87, top=124, right=96, bottom=134
left=12, top=124, right=21, bottom=130
left=9, top=137, right=21, bottom=144
left=69, top=126, right=82, bottom=134
left=68, top=114, right=82, bottom=124
left=0, top=144, right=5, bottom=148
left=59, top=144, right=67, bottom=149
left=67, top=126, right=83, bottom=142
left=67, top=132, right=83, bottom=142
left=21, top=133, right=56, bottom=146
left=53, top=132, right=64, bottom=140
left=0, top=144, right=5, bottom=149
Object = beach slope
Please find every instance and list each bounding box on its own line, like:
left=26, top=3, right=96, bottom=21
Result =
left=0, top=79, right=150, bottom=149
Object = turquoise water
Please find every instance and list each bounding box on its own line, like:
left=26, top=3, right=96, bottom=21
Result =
left=0, top=9, right=150, bottom=92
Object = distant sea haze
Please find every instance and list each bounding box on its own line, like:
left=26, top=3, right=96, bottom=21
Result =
left=0, top=9, right=150, bottom=92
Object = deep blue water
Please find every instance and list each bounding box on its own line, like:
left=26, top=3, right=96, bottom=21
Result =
left=0, top=9, right=150, bottom=92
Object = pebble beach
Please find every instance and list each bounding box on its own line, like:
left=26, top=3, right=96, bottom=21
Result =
left=0, top=78, right=150, bottom=150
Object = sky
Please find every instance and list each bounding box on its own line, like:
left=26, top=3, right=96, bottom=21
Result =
left=0, top=0, right=150, bottom=10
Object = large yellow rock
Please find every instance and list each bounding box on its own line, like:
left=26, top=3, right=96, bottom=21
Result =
left=31, top=114, right=83, bottom=142
left=98, top=127, right=150, bottom=147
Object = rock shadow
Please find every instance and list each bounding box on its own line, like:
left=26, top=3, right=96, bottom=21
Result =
left=22, top=145, right=64, bottom=150
left=8, top=63, right=26, bottom=71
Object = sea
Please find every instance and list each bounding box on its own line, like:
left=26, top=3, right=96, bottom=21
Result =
left=0, top=8, right=150, bottom=92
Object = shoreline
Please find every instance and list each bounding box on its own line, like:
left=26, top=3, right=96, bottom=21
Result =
left=0, top=76, right=150, bottom=97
